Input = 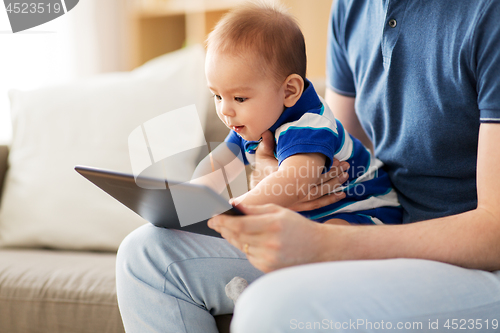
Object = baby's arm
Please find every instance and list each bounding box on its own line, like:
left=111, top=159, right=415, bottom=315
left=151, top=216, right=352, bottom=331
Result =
left=232, top=153, right=327, bottom=207
left=191, top=143, right=246, bottom=194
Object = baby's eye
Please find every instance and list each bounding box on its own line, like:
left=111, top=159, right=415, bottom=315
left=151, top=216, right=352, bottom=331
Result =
left=234, top=97, right=247, bottom=103
left=213, top=94, right=222, bottom=101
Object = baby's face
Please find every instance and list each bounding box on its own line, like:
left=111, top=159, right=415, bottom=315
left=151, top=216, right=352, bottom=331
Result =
left=205, top=51, right=286, bottom=142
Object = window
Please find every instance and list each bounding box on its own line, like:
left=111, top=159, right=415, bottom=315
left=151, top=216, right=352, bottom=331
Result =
left=0, top=8, right=75, bottom=144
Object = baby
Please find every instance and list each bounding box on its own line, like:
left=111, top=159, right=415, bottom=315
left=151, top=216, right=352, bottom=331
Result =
left=196, top=2, right=402, bottom=226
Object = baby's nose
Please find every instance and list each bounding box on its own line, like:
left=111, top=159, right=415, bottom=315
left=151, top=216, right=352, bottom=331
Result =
left=220, top=101, right=235, bottom=117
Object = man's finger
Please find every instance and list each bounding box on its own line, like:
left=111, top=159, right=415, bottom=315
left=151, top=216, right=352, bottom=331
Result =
left=209, top=207, right=280, bottom=234
left=319, top=161, right=350, bottom=181
left=256, top=130, right=275, bottom=157
left=238, top=203, right=281, bottom=215
left=315, top=172, right=349, bottom=196
left=290, top=191, right=346, bottom=212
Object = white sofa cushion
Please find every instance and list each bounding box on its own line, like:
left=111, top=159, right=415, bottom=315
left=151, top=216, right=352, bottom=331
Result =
left=0, top=45, right=210, bottom=251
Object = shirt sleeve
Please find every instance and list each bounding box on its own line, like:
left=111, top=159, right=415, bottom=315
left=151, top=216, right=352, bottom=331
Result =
left=475, top=1, right=500, bottom=123
left=275, top=126, right=339, bottom=173
left=326, top=0, right=356, bottom=97
left=224, top=130, right=249, bottom=165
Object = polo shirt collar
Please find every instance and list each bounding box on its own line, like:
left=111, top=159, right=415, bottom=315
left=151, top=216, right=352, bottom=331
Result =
left=268, top=78, right=321, bottom=133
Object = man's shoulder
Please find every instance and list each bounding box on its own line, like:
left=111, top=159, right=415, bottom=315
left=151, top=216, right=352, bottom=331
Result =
left=335, top=0, right=497, bottom=26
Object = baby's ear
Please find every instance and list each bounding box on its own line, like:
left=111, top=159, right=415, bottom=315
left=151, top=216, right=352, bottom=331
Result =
left=283, top=74, right=304, bottom=108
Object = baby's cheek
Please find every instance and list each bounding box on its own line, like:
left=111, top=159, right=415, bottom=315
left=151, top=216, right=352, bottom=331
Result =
left=216, top=109, right=223, bottom=120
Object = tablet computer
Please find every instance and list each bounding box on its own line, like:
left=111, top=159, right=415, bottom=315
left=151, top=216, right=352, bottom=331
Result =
left=74, top=165, right=244, bottom=238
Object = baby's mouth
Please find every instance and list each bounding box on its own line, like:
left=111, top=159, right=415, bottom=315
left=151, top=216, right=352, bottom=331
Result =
left=231, top=125, right=245, bottom=133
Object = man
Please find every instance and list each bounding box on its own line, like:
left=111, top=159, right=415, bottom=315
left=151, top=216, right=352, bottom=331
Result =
left=211, top=0, right=500, bottom=331
left=116, top=1, right=500, bottom=332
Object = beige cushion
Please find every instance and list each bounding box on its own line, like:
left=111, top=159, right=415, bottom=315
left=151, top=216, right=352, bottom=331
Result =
left=0, top=248, right=236, bottom=333
left=0, top=45, right=210, bottom=251
left=0, top=249, right=123, bottom=333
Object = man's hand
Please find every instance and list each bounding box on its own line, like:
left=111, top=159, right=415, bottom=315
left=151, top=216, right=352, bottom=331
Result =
left=288, top=160, right=349, bottom=211
left=249, top=131, right=278, bottom=189
left=250, top=130, right=350, bottom=212
left=208, top=204, right=342, bottom=272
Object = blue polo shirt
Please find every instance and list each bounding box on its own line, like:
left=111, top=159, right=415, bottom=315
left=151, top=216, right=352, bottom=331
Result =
left=327, top=0, right=500, bottom=223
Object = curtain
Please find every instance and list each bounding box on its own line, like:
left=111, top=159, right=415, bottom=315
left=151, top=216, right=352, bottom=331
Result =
left=0, top=0, right=130, bottom=144
left=70, top=0, right=130, bottom=76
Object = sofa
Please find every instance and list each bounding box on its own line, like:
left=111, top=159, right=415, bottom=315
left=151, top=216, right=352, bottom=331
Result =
left=0, top=44, right=326, bottom=332
left=0, top=143, right=233, bottom=333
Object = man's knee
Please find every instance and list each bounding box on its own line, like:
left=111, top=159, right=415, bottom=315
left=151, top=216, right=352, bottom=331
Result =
left=117, top=224, right=160, bottom=268
left=116, top=224, right=156, bottom=284
left=116, top=224, right=239, bottom=287
left=116, top=224, right=185, bottom=287
left=117, top=224, right=192, bottom=266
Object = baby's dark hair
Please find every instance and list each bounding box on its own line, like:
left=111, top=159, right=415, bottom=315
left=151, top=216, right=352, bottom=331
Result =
left=206, top=1, right=307, bottom=84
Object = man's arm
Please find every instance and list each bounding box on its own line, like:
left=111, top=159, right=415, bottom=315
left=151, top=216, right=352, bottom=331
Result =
left=325, top=88, right=373, bottom=152
left=209, top=123, right=500, bottom=272
left=318, top=122, right=500, bottom=270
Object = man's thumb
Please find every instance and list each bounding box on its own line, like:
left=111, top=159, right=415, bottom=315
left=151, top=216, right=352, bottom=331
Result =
left=257, top=131, right=275, bottom=157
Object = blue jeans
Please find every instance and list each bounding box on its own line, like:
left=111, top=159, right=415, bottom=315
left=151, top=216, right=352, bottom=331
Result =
left=116, top=224, right=500, bottom=332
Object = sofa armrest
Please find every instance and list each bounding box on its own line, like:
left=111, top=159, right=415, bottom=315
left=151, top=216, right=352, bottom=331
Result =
left=0, top=145, right=8, bottom=204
